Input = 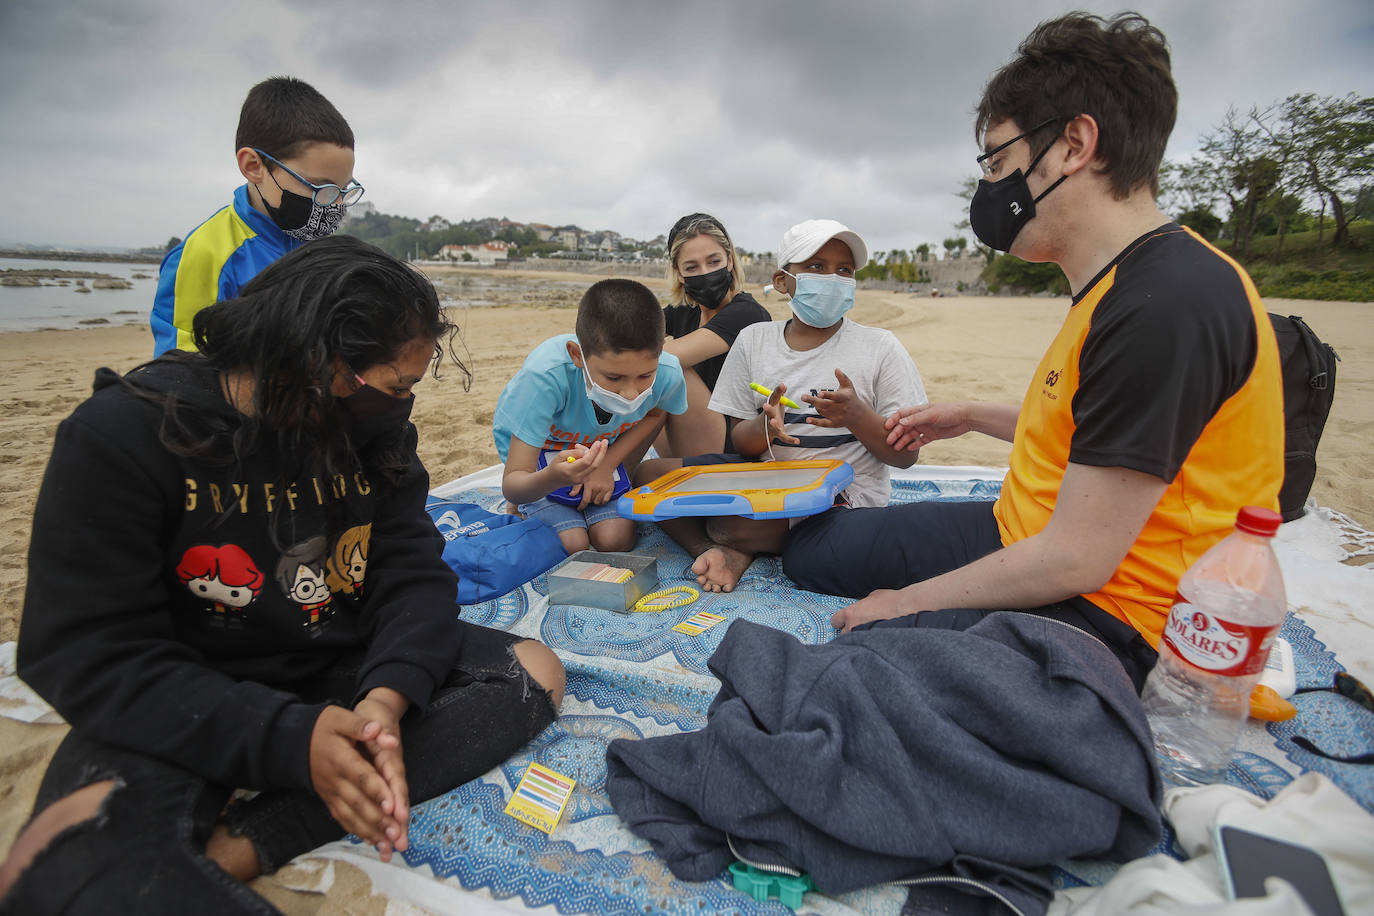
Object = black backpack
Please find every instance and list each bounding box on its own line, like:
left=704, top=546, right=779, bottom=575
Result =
left=1268, top=313, right=1340, bottom=521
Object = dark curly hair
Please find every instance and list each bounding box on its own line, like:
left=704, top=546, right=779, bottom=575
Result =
left=144, top=236, right=465, bottom=542
left=975, top=11, right=1176, bottom=199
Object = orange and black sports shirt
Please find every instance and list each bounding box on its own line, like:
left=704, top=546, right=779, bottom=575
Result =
left=994, top=224, right=1284, bottom=647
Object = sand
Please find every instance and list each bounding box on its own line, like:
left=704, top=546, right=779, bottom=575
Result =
left=0, top=265, right=1369, bottom=906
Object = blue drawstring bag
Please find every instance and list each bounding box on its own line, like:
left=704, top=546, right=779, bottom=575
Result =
left=426, top=498, right=567, bottom=604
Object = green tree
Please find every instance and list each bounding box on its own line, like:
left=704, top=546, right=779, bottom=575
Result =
left=1254, top=193, right=1305, bottom=255
left=916, top=242, right=931, bottom=263
left=496, top=226, right=538, bottom=246
left=1159, top=107, right=1292, bottom=259
left=1196, top=107, right=1284, bottom=260
left=1176, top=207, right=1223, bottom=240
left=1352, top=184, right=1373, bottom=222
left=983, top=256, right=1068, bottom=295
left=1157, top=159, right=1217, bottom=219
left=1273, top=92, right=1374, bottom=248
left=1231, top=154, right=1283, bottom=257
left=164, top=236, right=182, bottom=252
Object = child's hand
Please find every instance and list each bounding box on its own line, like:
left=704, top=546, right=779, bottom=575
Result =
left=803, top=369, right=865, bottom=430
left=354, top=689, right=410, bottom=859
left=581, top=464, right=618, bottom=507
left=762, top=383, right=800, bottom=446
left=309, top=706, right=403, bottom=857
left=554, top=440, right=608, bottom=498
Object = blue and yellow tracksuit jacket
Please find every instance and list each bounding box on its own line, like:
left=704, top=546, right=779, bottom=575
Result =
left=150, top=184, right=301, bottom=356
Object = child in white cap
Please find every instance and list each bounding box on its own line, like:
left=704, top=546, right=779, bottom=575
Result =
left=634, top=218, right=928, bottom=593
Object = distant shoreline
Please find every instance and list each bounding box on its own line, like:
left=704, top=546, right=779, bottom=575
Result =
left=0, top=249, right=162, bottom=265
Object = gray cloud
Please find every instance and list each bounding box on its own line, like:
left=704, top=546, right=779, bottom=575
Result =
left=1, top=0, right=1370, bottom=255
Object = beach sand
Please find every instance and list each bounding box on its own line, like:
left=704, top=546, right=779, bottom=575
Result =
left=0, top=266, right=1369, bottom=910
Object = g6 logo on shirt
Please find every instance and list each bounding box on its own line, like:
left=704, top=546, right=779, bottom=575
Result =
left=1044, top=369, right=1061, bottom=387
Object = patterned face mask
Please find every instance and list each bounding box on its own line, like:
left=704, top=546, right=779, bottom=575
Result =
left=261, top=184, right=348, bottom=241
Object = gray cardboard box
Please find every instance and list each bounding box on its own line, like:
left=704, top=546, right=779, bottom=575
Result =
left=547, top=550, right=658, bottom=612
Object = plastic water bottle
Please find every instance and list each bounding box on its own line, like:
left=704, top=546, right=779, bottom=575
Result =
left=1140, top=506, right=1287, bottom=787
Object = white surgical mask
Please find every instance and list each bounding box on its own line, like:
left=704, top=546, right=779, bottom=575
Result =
left=782, top=270, right=855, bottom=328
left=578, top=345, right=656, bottom=417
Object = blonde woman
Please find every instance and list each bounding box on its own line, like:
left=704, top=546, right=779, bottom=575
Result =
left=659, top=213, right=771, bottom=457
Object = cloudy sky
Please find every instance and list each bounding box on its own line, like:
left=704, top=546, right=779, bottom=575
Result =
left=1, top=0, right=1370, bottom=256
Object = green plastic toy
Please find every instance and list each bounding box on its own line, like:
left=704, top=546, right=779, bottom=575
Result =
left=727, top=861, right=815, bottom=908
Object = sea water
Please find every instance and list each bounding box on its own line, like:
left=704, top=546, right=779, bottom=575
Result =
left=0, top=257, right=160, bottom=332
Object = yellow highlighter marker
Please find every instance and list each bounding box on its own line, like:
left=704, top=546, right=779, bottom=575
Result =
left=749, top=382, right=802, bottom=410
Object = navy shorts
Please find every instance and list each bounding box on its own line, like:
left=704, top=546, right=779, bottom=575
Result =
left=781, top=499, right=1157, bottom=691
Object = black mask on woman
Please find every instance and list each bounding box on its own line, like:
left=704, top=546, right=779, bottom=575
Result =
left=340, top=383, right=413, bottom=444
left=682, top=266, right=733, bottom=310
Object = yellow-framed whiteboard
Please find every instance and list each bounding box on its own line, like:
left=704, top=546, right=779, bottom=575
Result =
left=617, top=459, right=854, bottom=520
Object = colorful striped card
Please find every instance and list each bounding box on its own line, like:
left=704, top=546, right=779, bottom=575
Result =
left=672, top=610, right=726, bottom=637
left=504, top=763, right=577, bottom=834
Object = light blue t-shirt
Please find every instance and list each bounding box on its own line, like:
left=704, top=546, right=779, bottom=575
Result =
left=493, top=334, right=687, bottom=462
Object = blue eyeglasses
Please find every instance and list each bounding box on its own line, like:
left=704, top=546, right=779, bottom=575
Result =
left=254, top=149, right=365, bottom=207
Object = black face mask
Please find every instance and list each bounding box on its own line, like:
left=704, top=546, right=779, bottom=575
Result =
left=257, top=171, right=347, bottom=241
left=682, top=266, right=733, bottom=310
left=968, top=140, right=1068, bottom=252
left=340, top=383, right=413, bottom=444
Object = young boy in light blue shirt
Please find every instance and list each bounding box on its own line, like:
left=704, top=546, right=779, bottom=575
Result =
left=494, top=279, right=688, bottom=555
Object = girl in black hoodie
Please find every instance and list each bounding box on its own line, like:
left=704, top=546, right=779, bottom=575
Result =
left=1, top=236, right=564, bottom=914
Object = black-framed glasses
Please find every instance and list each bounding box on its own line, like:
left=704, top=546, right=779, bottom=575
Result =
left=976, top=117, right=1065, bottom=179
left=254, top=148, right=365, bottom=207
left=1290, top=671, right=1374, bottom=765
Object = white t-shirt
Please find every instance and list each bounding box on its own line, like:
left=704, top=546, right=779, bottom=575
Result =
left=709, top=318, right=927, bottom=508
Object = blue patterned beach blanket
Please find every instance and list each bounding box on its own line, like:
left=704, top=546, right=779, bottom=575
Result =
left=306, top=468, right=1374, bottom=914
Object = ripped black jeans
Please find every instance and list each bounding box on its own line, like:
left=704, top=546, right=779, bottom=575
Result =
left=2, top=623, right=558, bottom=916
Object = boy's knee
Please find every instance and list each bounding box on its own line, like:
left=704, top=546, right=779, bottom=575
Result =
left=0, top=779, right=117, bottom=898
left=513, top=640, right=565, bottom=708
left=558, top=528, right=591, bottom=555
left=588, top=525, right=635, bottom=553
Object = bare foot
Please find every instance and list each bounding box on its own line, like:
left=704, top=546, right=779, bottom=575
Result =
left=691, top=546, right=753, bottom=593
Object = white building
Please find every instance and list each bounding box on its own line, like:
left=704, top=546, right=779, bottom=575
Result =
left=436, top=241, right=515, bottom=264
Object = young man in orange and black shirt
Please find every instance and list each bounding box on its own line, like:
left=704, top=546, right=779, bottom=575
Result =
left=784, top=12, right=1284, bottom=690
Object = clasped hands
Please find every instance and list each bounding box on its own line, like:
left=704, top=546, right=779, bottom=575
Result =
left=309, top=687, right=411, bottom=861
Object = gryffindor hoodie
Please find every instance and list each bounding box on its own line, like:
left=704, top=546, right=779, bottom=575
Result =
left=18, top=356, right=460, bottom=791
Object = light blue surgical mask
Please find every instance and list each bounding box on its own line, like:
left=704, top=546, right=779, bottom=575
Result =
left=577, top=341, right=656, bottom=416
left=782, top=270, right=855, bottom=328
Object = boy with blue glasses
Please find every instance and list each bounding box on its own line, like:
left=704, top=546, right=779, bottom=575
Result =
left=151, top=77, right=362, bottom=356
